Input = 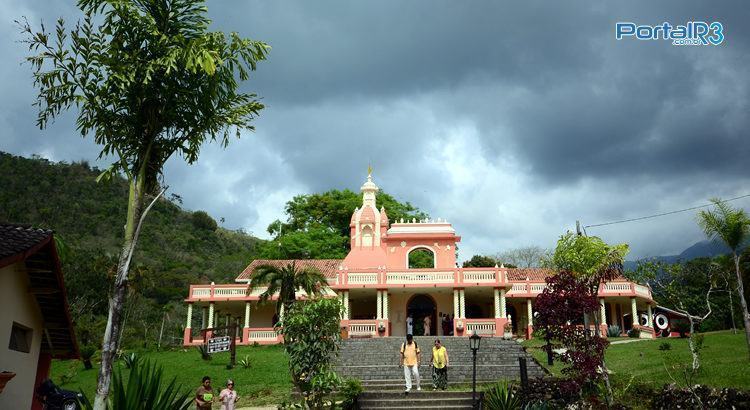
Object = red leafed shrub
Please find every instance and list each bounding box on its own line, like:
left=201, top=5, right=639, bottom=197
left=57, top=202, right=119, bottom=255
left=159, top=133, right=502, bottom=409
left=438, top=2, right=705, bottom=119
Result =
left=535, top=271, right=609, bottom=384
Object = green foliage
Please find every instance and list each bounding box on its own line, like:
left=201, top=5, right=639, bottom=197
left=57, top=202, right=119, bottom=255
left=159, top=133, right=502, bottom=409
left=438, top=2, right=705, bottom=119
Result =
left=279, top=298, right=343, bottom=408
left=606, top=325, right=621, bottom=338
left=627, top=328, right=640, bottom=338
left=698, top=199, right=750, bottom=253
left=248, top=261, right=329, bottom=315
left=191, top=211, right=218, bottom=231
left=261, top=189, right=427, bottom=259
left=122, top=352, right=140, bottom=369
left=462, top=254, right=498, bottom=268
left=339, top=378, right=363, bottom=410
left=238, top=355, right=251, bottom=369
left=0, top=152, right=262, bottom=347
left=659, top=342, right=672, bottom=351
left=195, top=345, right=211, bottom=361
left=79, top=359, right=192, bottom=410
left=484, top=379, right=521, bottom=410
left=80, top=345, right=97, bottom=370
left=408, top=248, right=435, bottom=269
left=552, top=233, right=629, bottom=281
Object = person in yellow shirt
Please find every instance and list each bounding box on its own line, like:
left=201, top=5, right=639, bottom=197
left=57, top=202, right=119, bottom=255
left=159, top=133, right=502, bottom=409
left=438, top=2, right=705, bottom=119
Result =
left=399, top=334, right=421, bottom=392
left=431, top=339, right=449, bottom=390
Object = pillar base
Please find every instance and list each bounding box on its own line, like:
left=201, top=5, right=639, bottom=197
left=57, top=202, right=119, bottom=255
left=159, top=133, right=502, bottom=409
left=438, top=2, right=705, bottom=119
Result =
left=526, top=325, right=534, bottom=340
left=183, top=327, right=192, bottom=346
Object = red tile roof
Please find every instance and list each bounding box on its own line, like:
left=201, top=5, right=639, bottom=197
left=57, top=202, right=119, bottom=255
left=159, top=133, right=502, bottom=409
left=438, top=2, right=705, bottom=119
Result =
left=236, top=259, right=343, bottom=281
left=506, top=268, right=555, bottom=281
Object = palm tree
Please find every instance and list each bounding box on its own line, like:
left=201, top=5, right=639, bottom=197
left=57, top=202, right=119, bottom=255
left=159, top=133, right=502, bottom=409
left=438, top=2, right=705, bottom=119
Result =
left=698, top=198, right=750, bottom=358
left=247, top=261, right=329, bottom=319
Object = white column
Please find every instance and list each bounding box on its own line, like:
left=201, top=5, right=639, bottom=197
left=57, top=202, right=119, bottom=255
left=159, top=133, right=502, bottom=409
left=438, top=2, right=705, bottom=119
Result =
left=647, top=304, right=653, bottom=327
left=600, top=299, right=607, bottom=325
left=453, top=289, right=459, bottom=318
left=494, top=288, right=501, bottom=318
left=376, top=290, right=383, bottom=319
left=208, top=302, right=215, bottom=328
left=459, top=289, right=466, bottom=319
left=383, top=291, right=389, bottom=320
left=244, top=302, right=251, bottom=328
left=201, top=306, right=208, bottom=329
left=630, top=297, right=637, bottom=326
left=500, top=289, right=507, bottom=319
left=280, top=303, right=285, bottom=322
left=186, top=303, right=193, bottom=328
left=343, top=291, right=350, bottom=320
left=527, top=298, right=533, bottom=327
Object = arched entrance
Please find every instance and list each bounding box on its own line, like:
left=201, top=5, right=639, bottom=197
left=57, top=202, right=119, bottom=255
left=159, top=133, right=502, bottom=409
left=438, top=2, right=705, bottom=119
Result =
left=407, top=294, right=437, bottom=336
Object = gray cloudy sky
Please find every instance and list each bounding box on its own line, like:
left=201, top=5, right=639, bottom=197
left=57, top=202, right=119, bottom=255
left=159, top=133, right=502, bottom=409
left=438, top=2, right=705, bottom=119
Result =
left=2, top=1, right=749, bottom=261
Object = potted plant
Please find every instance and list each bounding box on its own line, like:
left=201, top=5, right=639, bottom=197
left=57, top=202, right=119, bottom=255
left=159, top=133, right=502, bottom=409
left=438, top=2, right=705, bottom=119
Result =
left=503, top=321, right=513, bottom=340
left=455, top=320, right=464, bottom=332
left=0, top=372, right=16, bottom=394
left=377, top=321, right=386, bottom=334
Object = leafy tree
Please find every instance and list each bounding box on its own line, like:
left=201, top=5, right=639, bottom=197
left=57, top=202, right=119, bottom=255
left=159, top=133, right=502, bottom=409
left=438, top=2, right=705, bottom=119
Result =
left=256, top=224, right=348, bottom=260
left=462, top=254, right=497, bottom=268
left=278, top=298, right=343, bottom=408
left=191, top=210, right=218, bottom=231
left=496, top=245, right=549, bottom=268
left=248, top=261, right=329, bottom=316
left=20, top=0, right=269, bottom=406
left=408, top=248, right=435, bottom=268
left=697, top=198, right=750, bottom=359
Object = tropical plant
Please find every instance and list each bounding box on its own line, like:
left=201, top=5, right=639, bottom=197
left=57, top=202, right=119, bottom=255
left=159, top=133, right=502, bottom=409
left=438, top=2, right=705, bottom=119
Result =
left=80, top=345, right=96, bottom=370
left=122, top=352, right=140, bottom=369
left=19, top=0, right=268, bottom=406
left=238, top=355, right=251, bottom=369
left=627, top=328, right=641, bottom=338
left=79, top=359, right=192, bottom=410
left=278, top=298, right=343, bottom=408
left=339, top=378, right=363, bottom=410
left=698, top=198, right=750, bottom=359
left=659, top=342, right=672, bottom=351
left=606, top=325, right=621, bottom=338
left=484, top=379, right=521, bottom=410
left=248, top=261, right=329, bottom=315
left=195, top=345, right=211, bottom=361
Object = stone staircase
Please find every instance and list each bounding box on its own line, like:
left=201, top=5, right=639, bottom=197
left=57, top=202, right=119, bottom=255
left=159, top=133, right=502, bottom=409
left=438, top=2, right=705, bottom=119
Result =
left=333, top=336, right=544, bottom=408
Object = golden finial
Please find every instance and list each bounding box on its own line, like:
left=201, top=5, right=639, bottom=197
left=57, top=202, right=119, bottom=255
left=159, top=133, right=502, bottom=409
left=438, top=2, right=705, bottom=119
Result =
left=367, top=164, right=372, bottom=177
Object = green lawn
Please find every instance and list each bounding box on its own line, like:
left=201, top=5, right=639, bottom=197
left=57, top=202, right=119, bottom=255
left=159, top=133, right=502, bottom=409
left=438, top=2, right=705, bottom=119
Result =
left=50, top=345, right=291, bottom=406
left=523, top=331, right=750, bottom=390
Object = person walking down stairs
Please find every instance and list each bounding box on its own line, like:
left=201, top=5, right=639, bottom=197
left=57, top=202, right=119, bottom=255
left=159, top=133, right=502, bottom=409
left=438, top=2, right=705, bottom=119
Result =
left=431, top=339, right=449, bottom=390
left=399, top=334, right=421, bottom=393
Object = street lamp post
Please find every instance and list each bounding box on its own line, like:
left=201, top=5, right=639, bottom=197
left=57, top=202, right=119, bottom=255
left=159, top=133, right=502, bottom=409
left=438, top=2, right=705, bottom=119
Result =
left=469, top=331, right=482, bottom=408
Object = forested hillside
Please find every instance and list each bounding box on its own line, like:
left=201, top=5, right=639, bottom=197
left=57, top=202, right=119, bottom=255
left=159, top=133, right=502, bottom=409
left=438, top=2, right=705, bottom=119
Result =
left=0, top=151, right=263, bottom=347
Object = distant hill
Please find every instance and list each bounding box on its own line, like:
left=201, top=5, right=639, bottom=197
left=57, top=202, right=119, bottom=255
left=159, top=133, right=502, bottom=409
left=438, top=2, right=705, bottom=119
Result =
left=0, top=151, right=263, bottom=305
left=624, top=240, right=738, bottom=271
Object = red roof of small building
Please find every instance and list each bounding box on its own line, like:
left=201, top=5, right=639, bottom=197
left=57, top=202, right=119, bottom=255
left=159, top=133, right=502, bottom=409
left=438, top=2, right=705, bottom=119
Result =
left=236, top=259, right=343, bottom=281
left=506, top=268, right=555, bottom=281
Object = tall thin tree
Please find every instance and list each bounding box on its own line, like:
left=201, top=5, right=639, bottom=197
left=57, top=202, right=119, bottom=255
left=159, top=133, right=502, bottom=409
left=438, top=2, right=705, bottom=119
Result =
left=20, top=1, right=269, bottom=407
left=698, top=198, right=750, bottom=359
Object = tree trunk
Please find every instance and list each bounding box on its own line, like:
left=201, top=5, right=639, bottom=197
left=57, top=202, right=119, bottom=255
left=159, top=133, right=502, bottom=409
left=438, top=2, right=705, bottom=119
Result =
left=93, top=157, right=164, bottom=409
left=728, top=284, right=737, bottom=335
left=688, top=317, right=700, bottom=371
left=733, top=252, right=750, bottom=360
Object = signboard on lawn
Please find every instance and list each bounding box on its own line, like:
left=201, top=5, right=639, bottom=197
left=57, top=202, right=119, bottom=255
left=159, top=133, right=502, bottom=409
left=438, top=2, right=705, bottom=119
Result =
left=207, top=336, right=231, bottom=354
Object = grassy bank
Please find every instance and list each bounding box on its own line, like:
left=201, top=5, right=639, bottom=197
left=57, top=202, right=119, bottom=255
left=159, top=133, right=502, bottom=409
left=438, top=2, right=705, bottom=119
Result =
left=523, top=330, right=750, bottom=390
left=51, top=345, right=291, bottom=406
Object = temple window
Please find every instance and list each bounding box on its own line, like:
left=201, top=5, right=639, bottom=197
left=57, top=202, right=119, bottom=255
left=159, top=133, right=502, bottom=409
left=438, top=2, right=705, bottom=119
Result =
left=408, top=247, right=435, bottom=269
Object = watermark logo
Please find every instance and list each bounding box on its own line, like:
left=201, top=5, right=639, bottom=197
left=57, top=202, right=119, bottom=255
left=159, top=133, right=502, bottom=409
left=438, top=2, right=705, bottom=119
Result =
left=616, top=21, right=724, bottom=46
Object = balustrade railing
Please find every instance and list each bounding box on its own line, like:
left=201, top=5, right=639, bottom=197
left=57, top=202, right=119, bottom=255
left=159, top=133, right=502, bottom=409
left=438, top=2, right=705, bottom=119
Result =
left=386, top=271, right=454, bottom=284
left=348, top=321, right=377, bottom=337
left=248, top=329, right=277, bottom=341
left=462, top=271, right=496, bottom=282
left=465, top=320, right=496, bottom=335
left=348, top=272, right=379, bottom=284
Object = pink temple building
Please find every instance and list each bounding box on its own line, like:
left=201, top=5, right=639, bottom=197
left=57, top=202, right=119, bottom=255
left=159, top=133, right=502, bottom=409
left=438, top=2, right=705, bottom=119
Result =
left=183, top=173, right=656, bottom=346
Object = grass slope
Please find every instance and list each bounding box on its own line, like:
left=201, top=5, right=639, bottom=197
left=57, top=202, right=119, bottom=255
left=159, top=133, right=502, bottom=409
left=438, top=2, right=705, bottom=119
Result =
left=523, top=330, right=750, bottom=389
left=51, top=345, right=291, bottom=406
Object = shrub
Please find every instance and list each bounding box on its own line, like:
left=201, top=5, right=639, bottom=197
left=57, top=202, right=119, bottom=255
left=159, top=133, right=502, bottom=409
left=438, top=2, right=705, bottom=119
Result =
left=238, top=355, right=251, bottom=369
left=672, top=320, right=690, bottom=338
left=195, top=345, right=211, bottom=361
left=122, top=352, right=140, bottom=369
left=651, top=383, right=750, bottom=409
left=658, top=342, right=671, bottom=351
left=606, top=325, right=621, bottom=338
left=79, top=359, right=192, bottom=409
left=484, top=379, right=521, bottom=410
left=517, top=378, right=581, bottom=409
left=339, top=378, right=363, bottom=410
left=80, top=345, right=96, bottom=370
left=627, top=328, right=640, bottom=338
left=191, top=210, right=217, bottom=231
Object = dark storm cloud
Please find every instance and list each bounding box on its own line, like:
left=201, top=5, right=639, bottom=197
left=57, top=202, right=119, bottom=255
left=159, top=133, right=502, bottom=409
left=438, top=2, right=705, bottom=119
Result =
left=2, top=0, right=749, bottom=259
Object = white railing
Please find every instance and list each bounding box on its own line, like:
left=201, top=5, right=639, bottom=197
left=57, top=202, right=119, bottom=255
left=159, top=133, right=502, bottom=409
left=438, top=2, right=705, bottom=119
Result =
left=602, top=283, right=631, bottom=292
left=214, top=287, right=247, bottom=298
left=508, top=283, right=527, bottom=294
left=192, top=288, right=211, bottom=297
left=466, top=321, right=496, bottom=335
left=463, top=271, right=496, bottom=282
left=634, top=284, right=651, bottom=298
left=349, top=322, right=377, bottom=337
left=248, top=330, right=277, bottom=340
left=348, top=272, right=379, bottom=284
left=386, top=272, right=454, bottom=284
left=529, top=284, right=547, bottom=293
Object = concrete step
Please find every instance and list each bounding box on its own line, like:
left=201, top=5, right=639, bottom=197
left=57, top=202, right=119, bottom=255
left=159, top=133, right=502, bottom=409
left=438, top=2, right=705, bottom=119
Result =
left=358, top=391, right=476, bottom=410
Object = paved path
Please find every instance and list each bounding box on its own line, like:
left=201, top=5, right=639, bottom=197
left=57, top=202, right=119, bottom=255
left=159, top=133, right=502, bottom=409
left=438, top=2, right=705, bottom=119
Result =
left=610, top=338, right=650, bottom=345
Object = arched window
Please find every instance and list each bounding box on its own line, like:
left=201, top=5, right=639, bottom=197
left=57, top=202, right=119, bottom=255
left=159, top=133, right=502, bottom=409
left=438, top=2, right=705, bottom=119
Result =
left=361, top=225, right=373, bottom=247
left=408, top=247, right=435, bottom=269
